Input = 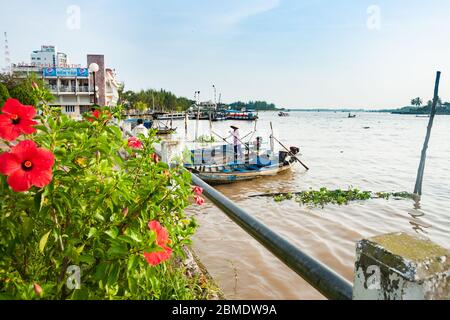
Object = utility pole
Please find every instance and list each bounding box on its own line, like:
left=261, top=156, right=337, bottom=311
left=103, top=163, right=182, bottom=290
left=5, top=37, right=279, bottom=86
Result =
left=195, top=91, right=200, bottom=141
left=213, top=85, right=217, bottom=110
left=3, top=32, right=11, bottom=74
left=414, top=71, right=441, bottom=197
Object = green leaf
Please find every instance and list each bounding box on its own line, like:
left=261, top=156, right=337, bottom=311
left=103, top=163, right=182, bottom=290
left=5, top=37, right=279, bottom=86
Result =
left=22, top=217, right=33, bottom=239
left=79, top=255, right=96, bottom=264
left=107, top=262, right=120, bottom=287
left=34, top=192, right=43, bottom=212
left=94, top=262, right=109, bottom=282
left=127, top=255, right=138, bottom=272
left=124, top=229, right=142, bottom=243
left=88, top=228, right=98, bottom=239
left=107, top=242, right=129, bottom=258
left=39, top=230, right=51, bottom=254
left=105, top=227, right=119, bottom=239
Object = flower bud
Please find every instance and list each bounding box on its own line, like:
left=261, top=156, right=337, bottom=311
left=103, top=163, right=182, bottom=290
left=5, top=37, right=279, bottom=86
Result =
left=33, top=283, right=43, bottom=296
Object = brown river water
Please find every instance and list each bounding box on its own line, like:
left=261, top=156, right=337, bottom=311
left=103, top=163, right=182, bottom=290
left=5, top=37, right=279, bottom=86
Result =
left=166, top=111, right=450, bottom=300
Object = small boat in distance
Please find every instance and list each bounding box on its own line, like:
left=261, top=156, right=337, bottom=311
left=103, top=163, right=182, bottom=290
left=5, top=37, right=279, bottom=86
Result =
left=155, top=127, right=177, bottom=135
left=154, top=112, right=185, bottom=120
left=225, top=109, right=258, bottom=121
left=278, top=112, right=290, bottom=117
left=348, top=113, right=356, bottom=118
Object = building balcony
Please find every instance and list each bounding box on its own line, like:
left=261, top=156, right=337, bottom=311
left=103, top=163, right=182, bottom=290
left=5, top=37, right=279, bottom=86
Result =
left=59, top=86, right=76, bottom=93
left=77, top=86, right=91, bottom=93
left=47, top=84, right=58, bottom=93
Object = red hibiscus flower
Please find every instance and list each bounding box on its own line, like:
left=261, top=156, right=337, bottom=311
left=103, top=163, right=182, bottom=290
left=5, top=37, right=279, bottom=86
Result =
left=194, top=195, right=205, bottom=206
left=0, top=99, right=38, bottom=141
left=193, top=186, right=203, bottom=195
left=0, top=140, right=55, bottom=192
left=87, top=109, right=111, bottom=122
left=144, top=221, right=173, bottom=266
left=148, top=220, right=169, bottom=246
left=128, top=137, right=143, bottom=149
left=144, top=247, right=173, bottom=266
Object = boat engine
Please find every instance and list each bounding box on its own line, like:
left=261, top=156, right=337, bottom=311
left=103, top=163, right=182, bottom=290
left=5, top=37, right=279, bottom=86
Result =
left=290, top=146, right=300, bottom=155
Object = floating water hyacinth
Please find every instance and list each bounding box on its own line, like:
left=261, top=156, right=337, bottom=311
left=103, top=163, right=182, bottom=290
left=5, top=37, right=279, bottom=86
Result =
left=255, top=187, right=414, bottom=208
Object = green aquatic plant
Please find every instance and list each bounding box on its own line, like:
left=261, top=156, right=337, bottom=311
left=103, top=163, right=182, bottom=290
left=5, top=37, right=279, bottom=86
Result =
left=195, top=135, right=216, bottom=143
left=375, top=191, right=415, bottom=200
left=267, top=188, right=413, bottom=208
left=293, top=188, right=371, bottom=208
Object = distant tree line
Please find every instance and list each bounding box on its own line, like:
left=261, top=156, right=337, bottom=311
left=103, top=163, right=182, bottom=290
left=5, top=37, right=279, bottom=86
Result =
left=119, top=87, right=280, bottom=112
left=229, top=101, right=278, bottom=111
left=411, top=96, right=447, bottom=109
left=119, top=88, right=194, bottom=112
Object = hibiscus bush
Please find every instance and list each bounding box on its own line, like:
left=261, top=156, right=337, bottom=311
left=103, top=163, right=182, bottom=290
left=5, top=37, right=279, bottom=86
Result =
left=0, top=85, right=207, bottom=300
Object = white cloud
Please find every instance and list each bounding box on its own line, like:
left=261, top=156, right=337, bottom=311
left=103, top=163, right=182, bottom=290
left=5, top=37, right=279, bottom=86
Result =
left=214, top=0, right=281, bottom=31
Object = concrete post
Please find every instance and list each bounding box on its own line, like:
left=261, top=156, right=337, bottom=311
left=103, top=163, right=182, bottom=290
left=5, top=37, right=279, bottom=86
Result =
left=353, top=232, right=449, bottom=300
left=160, top=140, right=180, bottom=164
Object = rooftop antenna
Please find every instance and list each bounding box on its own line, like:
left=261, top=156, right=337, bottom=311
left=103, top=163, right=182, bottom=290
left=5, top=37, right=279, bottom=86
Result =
left=3, top=32, right=11, bottom=74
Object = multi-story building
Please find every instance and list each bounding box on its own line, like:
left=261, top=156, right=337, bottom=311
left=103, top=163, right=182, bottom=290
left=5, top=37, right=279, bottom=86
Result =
left=31, top=45, right=68, bottom=68
left=11, top=46, right=120, bottom=119
left=41, top=66, right=93, bottom=117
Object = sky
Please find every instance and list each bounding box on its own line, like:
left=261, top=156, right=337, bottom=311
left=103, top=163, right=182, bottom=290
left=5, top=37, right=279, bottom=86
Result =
left=1, top=0, right=450, bottom=109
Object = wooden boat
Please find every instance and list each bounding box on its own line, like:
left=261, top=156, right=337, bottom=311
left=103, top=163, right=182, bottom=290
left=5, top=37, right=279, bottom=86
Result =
left=154, top=112, right=185, bottom=120
left=278, top=112, right=289, bottom=117
left=225, top=109, right=259, bottom=121
left=186, top=161, right=293, bottom=184
left=156, top=127, right=177, bottom=135
left=185, top=145, right=299, bottom=184
left=348, top=113, right=356, bottom=118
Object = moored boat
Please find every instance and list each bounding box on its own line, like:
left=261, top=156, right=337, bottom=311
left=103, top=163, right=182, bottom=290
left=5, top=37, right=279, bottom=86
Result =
left=225, top=109, right=258, bottom=121
left=155, top=127, right=177, bottom=135
left=186, top=161, right=293, bottom=184
left=185, top=146, right=299, bottom=184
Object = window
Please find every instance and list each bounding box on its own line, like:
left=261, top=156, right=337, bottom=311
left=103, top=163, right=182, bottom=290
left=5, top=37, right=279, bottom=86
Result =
left=65, top=106, right=75, bottom=113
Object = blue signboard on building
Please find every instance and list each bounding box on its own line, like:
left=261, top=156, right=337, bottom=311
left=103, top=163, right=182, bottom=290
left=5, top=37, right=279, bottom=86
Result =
left=43, top=68, right=89, bottom=78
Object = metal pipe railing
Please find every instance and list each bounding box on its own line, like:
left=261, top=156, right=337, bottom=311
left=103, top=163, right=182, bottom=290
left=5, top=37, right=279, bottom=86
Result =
left=191, top=174, right=353, bottom=300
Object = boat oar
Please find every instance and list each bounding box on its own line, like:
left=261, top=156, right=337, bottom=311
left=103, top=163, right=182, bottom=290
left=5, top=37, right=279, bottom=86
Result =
left=212, top=131, right=229, bottom=144
left=212, top=131, right=251, bottom=151
left=269, top=122, right=309, bottom=171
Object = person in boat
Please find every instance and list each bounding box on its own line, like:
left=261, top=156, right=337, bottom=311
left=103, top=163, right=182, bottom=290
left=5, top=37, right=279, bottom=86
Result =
left=228, top=125, right=243, bottom=163
left=132, top=119, right=149, bottom=138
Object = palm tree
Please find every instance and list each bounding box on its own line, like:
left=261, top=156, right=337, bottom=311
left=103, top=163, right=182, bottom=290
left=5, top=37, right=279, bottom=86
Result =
left=135, top=101, right=148, bottom=112
left=411, top=97, right=423, bottom=108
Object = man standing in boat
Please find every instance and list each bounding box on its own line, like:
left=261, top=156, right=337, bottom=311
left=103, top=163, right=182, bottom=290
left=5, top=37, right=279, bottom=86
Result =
left=228, top=125, right=243, bottom=163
